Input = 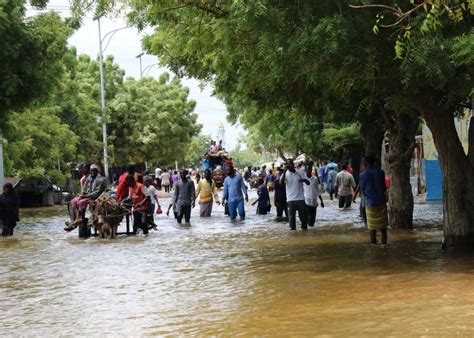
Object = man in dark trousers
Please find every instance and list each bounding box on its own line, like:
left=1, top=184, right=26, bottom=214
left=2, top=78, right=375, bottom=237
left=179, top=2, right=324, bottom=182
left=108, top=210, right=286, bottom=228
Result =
left=280, top=159, right=309, bottom=230
left=274, top=166, right=288, bottom=220
left=172, top=169, right=195, bottom=225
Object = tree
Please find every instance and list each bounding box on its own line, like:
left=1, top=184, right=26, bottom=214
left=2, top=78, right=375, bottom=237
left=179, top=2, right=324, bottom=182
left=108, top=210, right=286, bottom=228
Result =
left=184, top=134, right=212, bottom=168
left=127, top=0, right=416, bottom=230
left=52, top=52, right=125, bottom=166
left=402, top=20, right=473, bottom=247
left=0, top=2, right=71, bottom=116
left=351, top=0, right=474, bottom=58
left=3, top=108, right=78, bottom=179
left=51, top=51, right=103, bottom=163
left=108, top=73, right=201, bottom=167
left=0, top=1, right=72, bottom=184
left=354, top=2, right=474, bottom=247
left=230, top=148, right=266, bottom=169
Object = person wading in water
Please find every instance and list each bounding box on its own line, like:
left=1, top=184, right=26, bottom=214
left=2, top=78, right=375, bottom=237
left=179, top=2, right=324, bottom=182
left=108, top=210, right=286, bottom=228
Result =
left=222, top=166, right=248, bottom=222
left=335, top=162, right=356, bottom=209
left=172, top=169, right=195, bottom=225
left=303, top=162, right=324, bottom=227
left=194, top=169, right=220, bottom=217
left=274, top=166, right=288, bottom=220
left=280, top=159, right=309, bottom=230
left=0, top=183, right=20, bottom=237
left=127, top=175, right=149, bottom=235
left=359, top=153, right=389, bottom=245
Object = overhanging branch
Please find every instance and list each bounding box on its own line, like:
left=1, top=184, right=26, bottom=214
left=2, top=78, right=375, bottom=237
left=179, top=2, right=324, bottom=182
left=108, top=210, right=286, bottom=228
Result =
left=350, top=2, right=426, bottom=28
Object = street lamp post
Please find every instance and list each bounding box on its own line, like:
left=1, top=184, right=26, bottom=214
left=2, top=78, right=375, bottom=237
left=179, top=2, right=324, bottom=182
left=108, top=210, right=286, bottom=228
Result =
left=136, top=52, right=159, bottom=77
left=142, top=63, right=159, bottom=77
left=97, top=18, right=109, bottom=184
left=97, top=18, right=129, bottom=184
left=136, top=52, right=144, bottom=77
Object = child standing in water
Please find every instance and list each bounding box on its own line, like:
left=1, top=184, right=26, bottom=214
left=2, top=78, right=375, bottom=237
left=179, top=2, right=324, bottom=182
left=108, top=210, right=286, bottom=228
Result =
left=253, top=178, right=271, bottom=215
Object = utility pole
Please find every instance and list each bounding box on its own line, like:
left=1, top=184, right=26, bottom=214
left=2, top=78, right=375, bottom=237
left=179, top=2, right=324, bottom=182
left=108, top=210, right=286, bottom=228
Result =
left=96, top=19, right=129, bottom=184
left=98, top=18, right=109, bottom=184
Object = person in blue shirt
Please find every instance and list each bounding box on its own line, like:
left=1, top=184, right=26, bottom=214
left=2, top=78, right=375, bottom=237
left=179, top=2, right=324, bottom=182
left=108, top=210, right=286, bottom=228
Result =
left=325, top=160, right=338, bottom=174
left=359, top=154, right=388, bottom=245
left=202, top=156, right=210, bottom=171
left=222, top=167, right=249, bottom=221
left=253, top=178, right=271, bottom=215
left=319, top=161, right=328, bottom=191
left=326, top=167, right=338, bottom=200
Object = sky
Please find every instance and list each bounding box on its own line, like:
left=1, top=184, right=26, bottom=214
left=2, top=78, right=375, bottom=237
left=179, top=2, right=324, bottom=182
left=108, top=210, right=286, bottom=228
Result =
left=27, top=1, right=246, bottom=150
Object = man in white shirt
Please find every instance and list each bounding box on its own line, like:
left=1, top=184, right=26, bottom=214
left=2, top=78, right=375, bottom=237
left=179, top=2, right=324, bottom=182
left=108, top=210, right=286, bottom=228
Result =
left=336, top=162, right=356, bottom=209
left=303, top=162, right=325, bottom=227
left=155, top=166, right=162, bottom=190
left=280, top=159, right=309, bottom=230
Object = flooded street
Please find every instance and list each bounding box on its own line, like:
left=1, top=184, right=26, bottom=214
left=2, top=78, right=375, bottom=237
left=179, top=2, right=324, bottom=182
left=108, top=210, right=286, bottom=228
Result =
left=1, top=195, right=473, bottom=336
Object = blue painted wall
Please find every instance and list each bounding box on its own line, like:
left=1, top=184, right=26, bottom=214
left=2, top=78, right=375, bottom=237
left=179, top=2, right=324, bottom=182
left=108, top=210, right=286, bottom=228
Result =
left=425, top=160, right=443, bottom=201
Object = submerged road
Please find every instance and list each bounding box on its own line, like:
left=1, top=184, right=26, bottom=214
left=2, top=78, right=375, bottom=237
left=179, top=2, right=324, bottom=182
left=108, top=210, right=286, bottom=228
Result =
left=1, top=194, right=473, bottom=335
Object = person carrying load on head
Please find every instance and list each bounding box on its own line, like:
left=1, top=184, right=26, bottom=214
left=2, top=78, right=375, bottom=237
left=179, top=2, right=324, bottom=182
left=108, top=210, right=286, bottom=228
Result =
left=64, top=164, right=106, bottom=231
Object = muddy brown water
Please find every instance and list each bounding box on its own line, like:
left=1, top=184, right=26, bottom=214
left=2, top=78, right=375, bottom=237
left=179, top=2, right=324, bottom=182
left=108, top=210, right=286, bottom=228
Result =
left=1, top=195, right=473, bottom=336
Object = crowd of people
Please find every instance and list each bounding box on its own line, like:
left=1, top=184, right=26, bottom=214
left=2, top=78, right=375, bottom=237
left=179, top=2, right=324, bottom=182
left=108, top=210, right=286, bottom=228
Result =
left=1, top=151, right=389, bottom=245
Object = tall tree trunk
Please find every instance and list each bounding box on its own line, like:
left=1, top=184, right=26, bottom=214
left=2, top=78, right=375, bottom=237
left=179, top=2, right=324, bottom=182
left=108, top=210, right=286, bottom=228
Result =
left=468, top=111, right=474, bottom=167
left=423, top=108, right=474, bottom=248
left=360, top=118, right=384, bottom=161
left=0, top=129, right=4, bottom=188
left=385, top=112, right=417, bottom=229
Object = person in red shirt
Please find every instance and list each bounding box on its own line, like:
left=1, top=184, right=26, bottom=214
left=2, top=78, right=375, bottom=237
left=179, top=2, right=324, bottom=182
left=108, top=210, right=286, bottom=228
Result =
left=346, top=161, right=354, bottom=175
left=115, top=165, right=135, bottom=201
left=126, top=175, right=148, bottom=235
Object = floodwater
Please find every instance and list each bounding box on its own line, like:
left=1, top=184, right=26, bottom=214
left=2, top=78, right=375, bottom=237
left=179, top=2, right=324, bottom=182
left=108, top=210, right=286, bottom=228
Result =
left=1, top=193, right=473, bottom=336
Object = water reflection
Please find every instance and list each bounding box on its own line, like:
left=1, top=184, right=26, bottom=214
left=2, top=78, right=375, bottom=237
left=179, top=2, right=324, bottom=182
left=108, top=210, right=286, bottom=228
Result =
left=1, top=198, right=473, bottom=335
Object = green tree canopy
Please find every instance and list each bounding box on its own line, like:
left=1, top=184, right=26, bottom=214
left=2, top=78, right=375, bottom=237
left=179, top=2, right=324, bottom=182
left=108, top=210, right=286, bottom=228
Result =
left=108, top=73, right=201, bottom=167
left=3, top=108, right=78, bottom=178
left=0, top=2, right=72, bottom=120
